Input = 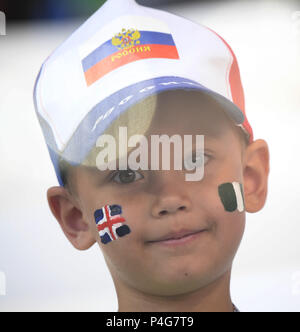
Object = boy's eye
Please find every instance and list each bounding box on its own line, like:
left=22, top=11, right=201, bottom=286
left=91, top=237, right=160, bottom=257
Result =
left=111, top=169, right=144, bottom=184
left=194, top=153, right=209, bottom=165
left=185, top=152, right=210, bottom=170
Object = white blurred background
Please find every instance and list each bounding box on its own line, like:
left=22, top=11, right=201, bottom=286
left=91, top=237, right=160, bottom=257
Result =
left=0, top=0, right=300, bottom=312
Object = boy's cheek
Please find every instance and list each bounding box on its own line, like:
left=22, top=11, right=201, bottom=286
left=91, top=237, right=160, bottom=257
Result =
left=213, top=182, right=246, bottom=241
left=194, top=181, right=245, bottom=237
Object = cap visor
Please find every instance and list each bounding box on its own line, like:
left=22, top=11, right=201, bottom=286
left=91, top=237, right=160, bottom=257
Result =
left=62, top=76, right=245, bottom=165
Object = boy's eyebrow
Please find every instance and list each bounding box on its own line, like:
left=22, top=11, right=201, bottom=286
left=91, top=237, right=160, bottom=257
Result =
left=81, top=165, right=110, bottom=178
left=198, top=130, right=222, bottom=139
left=196, top=121, right=229, bottom=139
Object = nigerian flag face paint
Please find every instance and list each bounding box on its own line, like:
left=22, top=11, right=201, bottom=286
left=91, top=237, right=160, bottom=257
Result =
left=218, top=182, right=245, bottom=212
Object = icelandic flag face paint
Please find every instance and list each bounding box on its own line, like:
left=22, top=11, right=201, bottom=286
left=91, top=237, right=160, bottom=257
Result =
left=218, top=182, right=245, bottom=212
left=94, top=204, right=131, bottom=244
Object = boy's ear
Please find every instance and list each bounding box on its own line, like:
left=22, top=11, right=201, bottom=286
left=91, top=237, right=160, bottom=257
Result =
left=243, top=139, right=270, bottom=213
left=47, top=186, right=96, bottom=250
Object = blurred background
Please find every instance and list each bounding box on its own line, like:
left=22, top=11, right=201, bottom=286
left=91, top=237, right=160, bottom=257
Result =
left=0, top=0, right=230, bottom=20
left=0, top=0, right=300, bottom=312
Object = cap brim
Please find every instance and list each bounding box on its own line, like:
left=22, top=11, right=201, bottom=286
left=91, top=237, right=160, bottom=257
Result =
left=62, top=76, right=245, bottom=166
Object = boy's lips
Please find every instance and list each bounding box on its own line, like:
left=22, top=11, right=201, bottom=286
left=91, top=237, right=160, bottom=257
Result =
left=146, top=228, right=207, bottom=244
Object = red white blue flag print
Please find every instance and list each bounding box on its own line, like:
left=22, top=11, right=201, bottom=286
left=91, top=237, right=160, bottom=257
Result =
left=94, top=204, right=131, bottom=244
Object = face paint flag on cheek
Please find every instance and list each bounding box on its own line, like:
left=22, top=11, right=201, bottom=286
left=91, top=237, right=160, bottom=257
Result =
left=218, top=182, right=245, bottom=212
left=94, top=204, right=131, bottom=244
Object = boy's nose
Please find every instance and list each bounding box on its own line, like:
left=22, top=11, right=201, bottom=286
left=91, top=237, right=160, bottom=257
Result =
left=153, top=199, right=188, bottom=218
left=150, top=171, right=192, bottom=218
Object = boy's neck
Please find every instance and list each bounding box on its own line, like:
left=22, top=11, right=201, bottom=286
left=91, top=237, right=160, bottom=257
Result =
left=115, top=269, right=234, bottom=312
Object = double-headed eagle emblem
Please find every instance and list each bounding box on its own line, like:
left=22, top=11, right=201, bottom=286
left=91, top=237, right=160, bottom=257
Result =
left=112, top=28, right=141, bottom=50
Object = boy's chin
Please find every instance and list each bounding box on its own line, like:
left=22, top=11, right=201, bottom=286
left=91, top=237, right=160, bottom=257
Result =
left=136, top=269, right=228, bottom=297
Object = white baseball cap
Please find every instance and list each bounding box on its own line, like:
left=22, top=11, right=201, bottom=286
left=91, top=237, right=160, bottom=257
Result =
left=34, top=0, right=253, bottom=186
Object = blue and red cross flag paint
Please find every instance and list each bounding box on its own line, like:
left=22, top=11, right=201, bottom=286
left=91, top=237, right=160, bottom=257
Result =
left=94, top=204, right=131, bottom=244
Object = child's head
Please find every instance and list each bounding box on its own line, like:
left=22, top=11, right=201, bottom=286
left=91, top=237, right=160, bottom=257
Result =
left=47, top=89, right=269, bottom=298
left=34, top=0, right=270, bottom=307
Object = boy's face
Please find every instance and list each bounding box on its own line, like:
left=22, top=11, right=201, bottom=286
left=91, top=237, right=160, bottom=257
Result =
left=71, top=91, right=247, bottom=296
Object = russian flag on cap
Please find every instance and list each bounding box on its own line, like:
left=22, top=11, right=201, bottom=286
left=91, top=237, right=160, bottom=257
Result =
left=80, top=16, right=180, bottom=86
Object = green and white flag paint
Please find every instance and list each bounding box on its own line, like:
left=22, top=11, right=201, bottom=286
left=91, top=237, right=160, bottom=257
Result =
left=218, top=182, right=245, bottom=212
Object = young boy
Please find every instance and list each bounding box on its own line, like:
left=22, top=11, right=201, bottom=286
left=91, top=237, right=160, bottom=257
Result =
left=34, top=0, right=270, bottom=312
